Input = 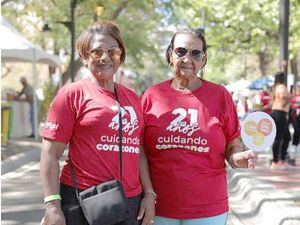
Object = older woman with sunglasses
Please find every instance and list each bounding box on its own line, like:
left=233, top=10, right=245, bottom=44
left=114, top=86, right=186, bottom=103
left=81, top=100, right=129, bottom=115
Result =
left=40, top=21, right=155, bottom=225
left=141, top=28, right=258, bottom=225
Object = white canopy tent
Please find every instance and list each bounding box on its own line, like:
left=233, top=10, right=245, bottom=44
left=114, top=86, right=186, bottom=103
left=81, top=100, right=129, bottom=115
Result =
left=1, top=16, right=63, bottom=139
left=225, top=79, right=251, bottom=93
left=1, top=17, right=62, bottom=66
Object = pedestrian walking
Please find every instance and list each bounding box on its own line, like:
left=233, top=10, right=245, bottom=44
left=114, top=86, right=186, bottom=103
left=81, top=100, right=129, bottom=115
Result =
left=289, top=81, right=300, bottom=162
left=270, top=72, right=292, bottom=169
left=15, top=77, right=37, bottom=138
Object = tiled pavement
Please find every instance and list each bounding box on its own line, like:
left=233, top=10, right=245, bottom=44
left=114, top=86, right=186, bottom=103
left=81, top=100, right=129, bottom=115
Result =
left=227, top=152, right=300, bottom=225
left=1, top=138, right=300, bottom=225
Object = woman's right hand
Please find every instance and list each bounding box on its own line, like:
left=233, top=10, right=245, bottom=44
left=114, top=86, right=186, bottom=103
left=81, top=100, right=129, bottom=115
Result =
left=44, top=201, right=66, bottom=225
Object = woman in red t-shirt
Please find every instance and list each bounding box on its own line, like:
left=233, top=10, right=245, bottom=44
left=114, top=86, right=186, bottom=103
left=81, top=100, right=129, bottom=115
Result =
left=40, top=21, right=155, bottom=225
left=290, top=83, right=300, bottom=151
left=141, top=28, right=258, bottom=225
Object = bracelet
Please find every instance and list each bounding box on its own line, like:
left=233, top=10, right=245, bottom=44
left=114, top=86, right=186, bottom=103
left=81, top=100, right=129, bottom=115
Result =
left=44, top=194, right=62, bottom=204
left=144, top=189, right=157, bottom=199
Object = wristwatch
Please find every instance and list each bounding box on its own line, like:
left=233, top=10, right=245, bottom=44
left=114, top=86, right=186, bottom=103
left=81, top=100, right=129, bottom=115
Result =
left=144, top=189, right=158, bottom=199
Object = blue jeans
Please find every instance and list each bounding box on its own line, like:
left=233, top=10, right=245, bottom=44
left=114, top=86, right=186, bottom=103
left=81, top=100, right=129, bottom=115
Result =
left=154, top=212, right=228, bottom=225
left=29, top=103, right=35, bottom=135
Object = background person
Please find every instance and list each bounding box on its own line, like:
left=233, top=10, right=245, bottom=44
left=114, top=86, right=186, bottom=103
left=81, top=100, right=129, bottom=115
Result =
left=15, top=76, right=37, bottom=138
left=40, top=21, right=155, bottom=225
left=270, top=72, right=292, bottom=169
left=259, top=85, right=271, bottom=114
left=141, top=28, right=258, bottom=225
left=289, top=81, right=300, bottom=161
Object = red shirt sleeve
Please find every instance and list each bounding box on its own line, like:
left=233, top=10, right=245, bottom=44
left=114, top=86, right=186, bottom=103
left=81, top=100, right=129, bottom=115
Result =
left=42, top=87, right=76, bottom=144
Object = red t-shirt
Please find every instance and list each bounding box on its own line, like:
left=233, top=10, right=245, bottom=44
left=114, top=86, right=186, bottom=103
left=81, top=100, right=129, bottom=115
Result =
left=43, top=79, right=143, bottom=197
left=141, top=79, right=240, bottom=219
left=259, top=90, right=271, bottom=113
left=291, top=94, right=300, bottom=117
left=291, top=94, right=300, bottom=110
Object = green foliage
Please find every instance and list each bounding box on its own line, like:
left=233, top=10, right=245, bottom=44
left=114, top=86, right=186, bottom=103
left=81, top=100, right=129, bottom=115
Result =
left=2, top=0, right=299, bottom=88
left=159, top=0, right=299, bottom=82
left=2, top=0, right=169, bottom=92
left=40, top=82, right=56, bottom=122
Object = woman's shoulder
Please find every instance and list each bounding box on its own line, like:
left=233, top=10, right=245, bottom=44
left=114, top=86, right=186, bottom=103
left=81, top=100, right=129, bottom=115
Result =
left=60, top=79, right=89, bottom=91
left=117, top=83, right=140, bottom=99
left=143, top=79, right=171, bottom=95
left=202, top=79, right=229, bottom=93
left=56, top=79, right=89, bottom=97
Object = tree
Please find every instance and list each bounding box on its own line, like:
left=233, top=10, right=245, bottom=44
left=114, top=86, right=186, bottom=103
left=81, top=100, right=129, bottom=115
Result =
left=1, top=0, right=168, bottom=91
left=159, top=0, right=299, bottom=82
left=2, top=0, right=299, bottom=87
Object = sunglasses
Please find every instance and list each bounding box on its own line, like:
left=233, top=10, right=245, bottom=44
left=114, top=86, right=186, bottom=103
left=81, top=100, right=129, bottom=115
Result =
left=173, top=47, right=205, bottom=61
left=88, top=47, right=122, bottom=61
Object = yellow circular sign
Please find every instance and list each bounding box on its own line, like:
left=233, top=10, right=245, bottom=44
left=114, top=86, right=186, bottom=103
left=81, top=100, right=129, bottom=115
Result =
left=253, top=131, right=264, bottom=146
left=241, top=112, right=276, bottom=152
left=244, top=121, right=257, bottom=136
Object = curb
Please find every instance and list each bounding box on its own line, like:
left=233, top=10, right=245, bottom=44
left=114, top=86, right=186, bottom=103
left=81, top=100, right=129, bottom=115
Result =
left=1, top=147, right=40, bottom=175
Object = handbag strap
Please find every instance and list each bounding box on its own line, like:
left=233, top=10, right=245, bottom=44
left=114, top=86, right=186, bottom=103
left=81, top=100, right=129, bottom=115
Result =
left=69, top=82, right=123, bottom=200
left=114, top=83, right=124, bottom=182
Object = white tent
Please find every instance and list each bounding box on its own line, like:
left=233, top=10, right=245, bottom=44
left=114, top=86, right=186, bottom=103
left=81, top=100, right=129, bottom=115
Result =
left=1, top=16, right=63, bottom=139
left=1, top=17, right=62, bottom=66
left=225, top=79, right=251, bottom=93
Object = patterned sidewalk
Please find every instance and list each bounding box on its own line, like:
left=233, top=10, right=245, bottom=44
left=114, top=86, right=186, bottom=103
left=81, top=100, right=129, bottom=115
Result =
left=227, top=152, right=300, bottom=225
left=2, top=138, right=300, bottom=225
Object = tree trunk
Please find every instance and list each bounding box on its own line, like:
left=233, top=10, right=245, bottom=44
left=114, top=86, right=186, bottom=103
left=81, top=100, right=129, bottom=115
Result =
left=290, top=56, right=299, bottom=82
left=61, top=58, right=83, bottom=85
left=111, top=0, right=129, bottom=20
left=257, top=51, right=268, bottom=76
left=60, top=0, right=129, bottom=85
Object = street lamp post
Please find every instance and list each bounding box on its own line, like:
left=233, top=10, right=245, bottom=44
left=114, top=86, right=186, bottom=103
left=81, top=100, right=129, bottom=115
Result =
left=70, top=0, right=77, bottom=82
left=94, top=3, right=104, bottom=21
left=48, top=0, right=77, bottom=82
left=279, top=0, right=290, bottom=85
left=43, top=1, right=104, bottom=81
left=199, top=9, right=205, bottom=78
left=60, top=0, right=77, bottom=82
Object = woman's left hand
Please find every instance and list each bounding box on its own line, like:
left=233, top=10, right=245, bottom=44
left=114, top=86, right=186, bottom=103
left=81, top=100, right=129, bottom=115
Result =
left=137, top=194, right=156, bottom=225
left=232, top=150, right=259, bottom=169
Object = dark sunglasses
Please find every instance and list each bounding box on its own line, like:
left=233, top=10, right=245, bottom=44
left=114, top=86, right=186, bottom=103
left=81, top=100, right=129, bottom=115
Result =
left=88, top=47, right=122, bottom=60
left=174, top=47, right=205, bottom=61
